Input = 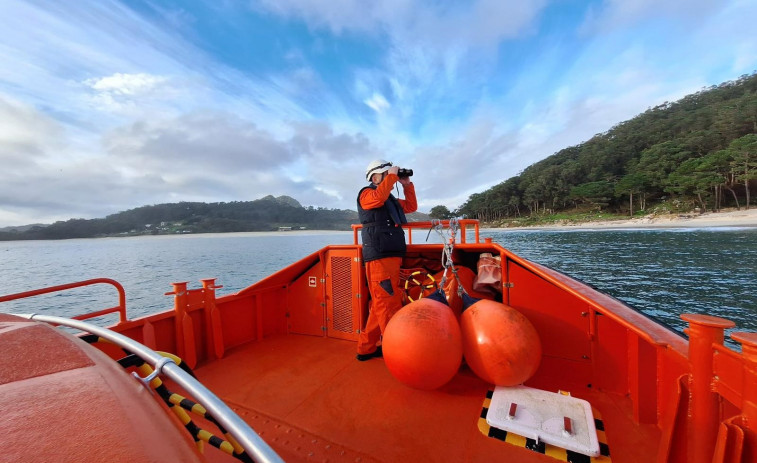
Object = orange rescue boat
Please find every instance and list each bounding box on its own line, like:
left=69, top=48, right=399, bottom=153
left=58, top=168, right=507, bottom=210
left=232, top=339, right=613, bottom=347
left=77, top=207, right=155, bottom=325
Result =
left=1, top=220, right=755, bottom=463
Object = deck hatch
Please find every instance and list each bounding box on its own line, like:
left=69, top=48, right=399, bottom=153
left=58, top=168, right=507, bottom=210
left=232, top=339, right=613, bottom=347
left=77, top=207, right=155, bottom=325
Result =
left=330, top=256, right=353, bottom=334
left=478, top=388, right=611, bottom=462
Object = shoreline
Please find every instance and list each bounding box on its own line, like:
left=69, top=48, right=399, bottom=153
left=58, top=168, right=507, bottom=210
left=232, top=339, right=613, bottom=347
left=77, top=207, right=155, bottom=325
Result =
left=490, top=208, right=757, bottom=231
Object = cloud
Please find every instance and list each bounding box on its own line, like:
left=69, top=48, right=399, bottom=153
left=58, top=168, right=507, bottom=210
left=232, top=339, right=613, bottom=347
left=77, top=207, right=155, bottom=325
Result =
left=581, top=0, right=729, bottom=34
left=251, top=0, right=546, bottom=46
left=0, top=95, right=65, bottom=164
left=83, top=72, right=182, bottom=116
left=364, top=93, right=391, bottom=113
left=105, top=112, right=296, bottom=173
left=102, top=113, right=381, bottom=207
left=86, top=73, right=168, bottom=95
left=251, top=0, right=549, bottom=135
left=1, top=0, right=755, bottom=227
left=289, top=121, right=374, bottom=160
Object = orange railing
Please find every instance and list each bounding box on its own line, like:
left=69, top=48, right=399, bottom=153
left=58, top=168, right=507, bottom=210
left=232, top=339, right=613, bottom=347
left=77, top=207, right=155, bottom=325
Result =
left=351, top=219, right=481, bottom=245
left=671, top=314, right=757, bottom=463
left=0, top=278, right=127, bottom=323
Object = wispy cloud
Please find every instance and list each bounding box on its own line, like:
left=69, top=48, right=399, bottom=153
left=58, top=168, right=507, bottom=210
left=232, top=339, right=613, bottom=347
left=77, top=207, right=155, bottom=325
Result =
left=0, top=0, right=755, bottom=226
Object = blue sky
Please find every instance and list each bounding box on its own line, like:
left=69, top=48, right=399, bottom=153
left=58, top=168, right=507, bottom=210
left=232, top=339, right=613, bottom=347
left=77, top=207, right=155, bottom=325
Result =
left=1, top=0, right=756, bottom=226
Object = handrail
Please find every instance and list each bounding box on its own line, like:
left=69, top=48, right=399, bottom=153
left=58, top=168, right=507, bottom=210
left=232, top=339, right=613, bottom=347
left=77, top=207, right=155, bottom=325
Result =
left=11, top=313, right=285, bottom=463
left=0, top=278, right=127, bottom=323
left=351, top=219, right=481, bottom=245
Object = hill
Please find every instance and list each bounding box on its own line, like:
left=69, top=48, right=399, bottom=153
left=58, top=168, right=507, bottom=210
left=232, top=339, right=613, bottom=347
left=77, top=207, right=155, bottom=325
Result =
left=454, top=72, right=757, bottom=222
left=0, top=195, right=431, bottom=241
left=0, top=196, right=355, bottom=240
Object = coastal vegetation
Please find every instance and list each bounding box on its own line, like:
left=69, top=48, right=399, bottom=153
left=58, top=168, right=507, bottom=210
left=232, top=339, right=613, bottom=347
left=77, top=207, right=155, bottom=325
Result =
left=444, top=72, right=757, bottom=226
left=0, top=196, right=357, bottom=240
left=0, top=195, right=431, bottom=241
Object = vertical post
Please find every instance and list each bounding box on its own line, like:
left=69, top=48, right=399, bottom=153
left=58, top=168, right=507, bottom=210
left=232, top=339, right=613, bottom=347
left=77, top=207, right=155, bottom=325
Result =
left=681, top=313, right=735, bottom=463
left=731, top=332, right=757, bottom=422
left=170, top=282, right=189, bottom=359
left=201, top=278, right=225, bottom=360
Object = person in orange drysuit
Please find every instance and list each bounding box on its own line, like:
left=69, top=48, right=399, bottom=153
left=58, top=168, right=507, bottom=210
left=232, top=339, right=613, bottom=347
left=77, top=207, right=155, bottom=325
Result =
left=356, top=159, right=417, bottom=361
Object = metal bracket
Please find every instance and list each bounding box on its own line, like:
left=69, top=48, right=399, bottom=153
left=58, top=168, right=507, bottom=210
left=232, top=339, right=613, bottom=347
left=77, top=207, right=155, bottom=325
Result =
left=132, top=356, right=176, bottom=387
left=504, top=282, right=515, bottom=288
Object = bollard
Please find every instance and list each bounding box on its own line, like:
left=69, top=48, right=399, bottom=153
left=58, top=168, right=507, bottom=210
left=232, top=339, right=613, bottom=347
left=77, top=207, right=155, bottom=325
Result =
left=681, top=313, right=735, bottom=463
left=201, top=278, right=225, bottom=360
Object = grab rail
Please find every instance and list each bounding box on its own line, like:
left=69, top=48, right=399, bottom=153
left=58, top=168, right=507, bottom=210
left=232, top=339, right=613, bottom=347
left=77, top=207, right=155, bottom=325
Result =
left=351, top=219, right=481, bottom=245
left=11, top=313, right=284, bottom=463
left=0, top=278, right=127, bottom=323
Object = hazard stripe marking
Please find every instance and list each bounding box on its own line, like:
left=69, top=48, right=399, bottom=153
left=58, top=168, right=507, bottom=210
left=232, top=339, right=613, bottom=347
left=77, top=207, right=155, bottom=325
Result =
left=477, top=389, right=612, bottom=462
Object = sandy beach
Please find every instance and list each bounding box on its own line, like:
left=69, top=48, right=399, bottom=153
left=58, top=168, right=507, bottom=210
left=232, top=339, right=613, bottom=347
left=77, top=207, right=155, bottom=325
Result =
left=504, top=208, right=757, bottom=230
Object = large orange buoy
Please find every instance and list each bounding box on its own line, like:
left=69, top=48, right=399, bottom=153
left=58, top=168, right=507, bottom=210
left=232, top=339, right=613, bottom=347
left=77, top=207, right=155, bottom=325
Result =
left=460, top=299, right=541, bottom=386
left=382, top=298, right=463, bottom=390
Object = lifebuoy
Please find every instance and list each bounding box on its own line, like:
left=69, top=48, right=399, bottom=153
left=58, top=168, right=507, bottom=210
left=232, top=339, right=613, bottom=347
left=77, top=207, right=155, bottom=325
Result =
left=404, top=270, right=437, bottom=301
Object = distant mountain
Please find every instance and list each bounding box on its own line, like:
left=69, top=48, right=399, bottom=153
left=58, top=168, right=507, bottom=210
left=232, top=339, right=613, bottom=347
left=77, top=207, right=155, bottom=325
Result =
left=0, top=196, right=430, bottom=241
left=270, top=195, right=302, bottom=208
left=0, top=197, right=356, bottom=241
left=0, top=223, right=48, bottom=233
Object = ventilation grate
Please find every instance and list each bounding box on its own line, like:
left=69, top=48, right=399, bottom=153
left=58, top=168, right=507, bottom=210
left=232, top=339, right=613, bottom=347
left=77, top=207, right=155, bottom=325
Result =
left=330, top=257, right=353, bottom=333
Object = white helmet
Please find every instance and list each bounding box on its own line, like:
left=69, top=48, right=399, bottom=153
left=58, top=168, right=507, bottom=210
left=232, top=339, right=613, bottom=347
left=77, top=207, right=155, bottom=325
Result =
left=365, top=159, right=392, bottom=181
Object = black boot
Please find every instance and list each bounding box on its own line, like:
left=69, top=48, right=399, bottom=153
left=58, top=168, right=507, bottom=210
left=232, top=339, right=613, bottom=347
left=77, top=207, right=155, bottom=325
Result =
left=356, top=346, right=383, bottom=361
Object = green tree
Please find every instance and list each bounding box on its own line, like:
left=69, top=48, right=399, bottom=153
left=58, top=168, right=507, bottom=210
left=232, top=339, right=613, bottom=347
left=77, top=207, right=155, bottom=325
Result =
left=570, top=181, right=615, bottom=211
left=429, top=205, right=453, bottom=219
left=729, top=134, right=757, bottom=209
left=698, top=149, right=740, bottom=210
left=633, top=141, right=692, bottom=193
left=615, top=172, right=651, bottom=215
left=666, top=158, right=718, bottom=211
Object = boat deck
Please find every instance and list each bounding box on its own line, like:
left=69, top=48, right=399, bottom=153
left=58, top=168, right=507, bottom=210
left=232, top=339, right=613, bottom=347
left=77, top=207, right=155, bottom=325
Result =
left=194, top=333, right=660, bottom=463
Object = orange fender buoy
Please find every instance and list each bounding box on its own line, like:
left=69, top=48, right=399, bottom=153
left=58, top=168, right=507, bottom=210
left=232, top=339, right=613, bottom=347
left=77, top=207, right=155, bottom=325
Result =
left=460, top=300, right=541, bottom=386
left=382, top=298, right=463, bottom=390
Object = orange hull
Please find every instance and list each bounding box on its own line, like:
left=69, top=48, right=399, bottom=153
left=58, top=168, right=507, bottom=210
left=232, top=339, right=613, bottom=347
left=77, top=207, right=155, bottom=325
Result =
left=1, top=220, right=755, bottom=462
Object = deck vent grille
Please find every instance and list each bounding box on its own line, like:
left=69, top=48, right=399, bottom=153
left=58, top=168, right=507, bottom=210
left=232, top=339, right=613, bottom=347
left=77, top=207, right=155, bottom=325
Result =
left=330, top=256, right=353, bottom=333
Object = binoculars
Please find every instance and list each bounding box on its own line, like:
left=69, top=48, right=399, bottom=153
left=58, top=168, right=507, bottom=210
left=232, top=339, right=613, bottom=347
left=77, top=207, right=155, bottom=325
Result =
left=397, top=168, right=413, bottom=178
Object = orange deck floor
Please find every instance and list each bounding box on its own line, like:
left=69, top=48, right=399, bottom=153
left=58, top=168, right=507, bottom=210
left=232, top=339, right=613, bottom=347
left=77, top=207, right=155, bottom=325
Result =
left=193, top=334, right=660, bottom=463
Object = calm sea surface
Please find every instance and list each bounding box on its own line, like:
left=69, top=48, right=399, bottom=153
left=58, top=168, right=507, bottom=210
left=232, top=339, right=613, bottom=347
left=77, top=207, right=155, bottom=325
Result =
left=2, top=228, right=756, bottom=346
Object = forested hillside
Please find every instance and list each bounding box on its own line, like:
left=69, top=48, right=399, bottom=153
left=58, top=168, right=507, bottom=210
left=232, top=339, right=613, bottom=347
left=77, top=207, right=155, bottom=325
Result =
left=455, top=73, right=757, bottom=221
left=0, top=196, right=359, bottom=240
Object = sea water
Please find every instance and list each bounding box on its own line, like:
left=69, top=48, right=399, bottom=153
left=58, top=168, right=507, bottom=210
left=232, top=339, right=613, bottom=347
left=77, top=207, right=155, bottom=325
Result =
left=1, top=228, right=755, bottom=344
left=483, top=227, right=757, bottom=346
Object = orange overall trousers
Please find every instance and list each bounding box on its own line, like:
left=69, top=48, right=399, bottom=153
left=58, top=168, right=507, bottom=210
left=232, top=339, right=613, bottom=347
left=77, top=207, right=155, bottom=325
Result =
left=356, top=256, right=404, bottom=355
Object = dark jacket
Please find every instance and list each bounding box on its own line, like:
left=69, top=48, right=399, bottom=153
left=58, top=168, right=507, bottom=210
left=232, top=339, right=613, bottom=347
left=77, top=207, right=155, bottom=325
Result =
left=357, top=184, right=407, bottom=262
